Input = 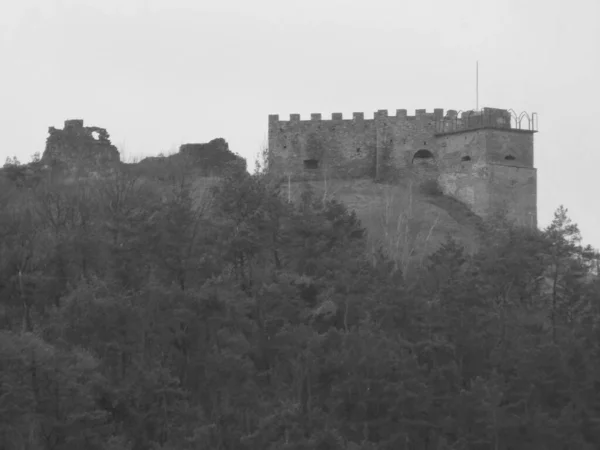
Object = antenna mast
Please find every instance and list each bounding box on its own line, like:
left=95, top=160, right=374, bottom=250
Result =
left=476, top=61, right=479, bottom=111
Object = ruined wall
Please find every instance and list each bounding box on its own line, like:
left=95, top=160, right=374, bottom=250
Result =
left=43, top=119, right=120, bottom=178
left=268, top=113, right=376, bottom=180
left=179, top=138, right=246, bottom=174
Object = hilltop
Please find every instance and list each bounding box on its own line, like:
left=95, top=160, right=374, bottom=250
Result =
left=0, top=119, right=489, bottom=270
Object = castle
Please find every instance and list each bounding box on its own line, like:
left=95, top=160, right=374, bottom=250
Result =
left=268, top=107, right=538, bottom=227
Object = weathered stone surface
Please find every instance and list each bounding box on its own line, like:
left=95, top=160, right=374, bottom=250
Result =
left=178, top=138, right=246, bottom=174
left=268, top=107, right=537, bottom=226
left=41, top=119, right=245, bottom=182
left=267, top=113, right=376, bottom=181
left=42, top=119, right=120, bottom=179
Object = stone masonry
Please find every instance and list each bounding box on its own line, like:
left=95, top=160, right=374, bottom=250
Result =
left=268, top=107, right=538, bottom=227
left=43, top=119, right=120, bottom=179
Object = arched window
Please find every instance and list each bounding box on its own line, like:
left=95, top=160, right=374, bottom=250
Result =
left=505, top=155, right=516, bottom=161
left=412, top=149, right=435, bottom=166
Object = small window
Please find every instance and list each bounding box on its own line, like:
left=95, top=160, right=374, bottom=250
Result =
left=356, top=147, right=361, bottom=154
left=304, top=159, right=319, bottom=169
left=461, top=155, right=471, bottom=162
left=505, top=155, right=516, bottom=161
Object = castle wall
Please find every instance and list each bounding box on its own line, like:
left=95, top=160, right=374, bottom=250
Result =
left=268, top=107, right=537, bottom=227
left=268, top=109, right=446, bottom=181
left=268, top=114, right=376, bottom=180
left=436, top=128, right=536, bottom=224
left=439, top=164, right=491, bottom=216
left=489, top=164, right=537, bottom=227
left=377, top=110, right=441, bottom=180
left=437, top=130, right=490, bottom=215
left=437, top=130, right=488, bottom=167
left=485, top=130, right=534, bottom=167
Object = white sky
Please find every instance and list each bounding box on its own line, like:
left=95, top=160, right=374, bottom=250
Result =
left=1, top=0, right=599, bottom=247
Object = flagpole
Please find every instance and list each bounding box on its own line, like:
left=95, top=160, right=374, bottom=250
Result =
left=476, top=61, right=479, bottom=111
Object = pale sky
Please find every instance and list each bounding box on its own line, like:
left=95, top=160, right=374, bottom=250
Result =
left=1, top=0, right=599, bottom=248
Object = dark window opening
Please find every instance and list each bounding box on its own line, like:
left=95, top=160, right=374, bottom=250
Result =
left=412, top=149, right=436, bottom=166
left=356, top=147, right=361, bottom=154
left=505, top=155, right=516, bottom=161
left=461, top=155, right=472, bottom=162
left=423, top=141, right=427, bottom=145
left=304, top=159, right=319, bottom=169
left=413, top=149, right=435, bottom=160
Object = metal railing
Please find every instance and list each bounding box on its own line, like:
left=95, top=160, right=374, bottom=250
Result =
left=435, top=109, right=538, bottom=134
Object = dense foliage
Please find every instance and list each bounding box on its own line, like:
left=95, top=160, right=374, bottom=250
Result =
left=0, top=158, right=599, bottom=450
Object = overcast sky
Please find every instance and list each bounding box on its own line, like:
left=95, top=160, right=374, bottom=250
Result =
left=1, top=0, right=599, bottom=247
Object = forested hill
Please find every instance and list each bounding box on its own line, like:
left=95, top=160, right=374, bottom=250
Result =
left=1, top=154, right=600, bottom=449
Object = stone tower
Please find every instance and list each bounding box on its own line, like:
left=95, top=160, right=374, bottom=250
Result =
left=435, top=108, right=537, bottom=228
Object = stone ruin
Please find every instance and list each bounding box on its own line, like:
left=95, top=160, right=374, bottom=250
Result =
left=42, top=119, right=120, bottom=177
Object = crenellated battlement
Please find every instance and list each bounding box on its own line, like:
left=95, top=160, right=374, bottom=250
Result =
left=268, top=107, right=538, bottom=129
left=269, top=108, right=448, bottom=123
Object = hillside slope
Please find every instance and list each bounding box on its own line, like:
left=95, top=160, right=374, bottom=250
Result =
left=279, top=177, right=483, bottom=272
left=2, top=118, right=485, bottom=275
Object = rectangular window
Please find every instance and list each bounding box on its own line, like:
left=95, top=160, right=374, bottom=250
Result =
left=303, top=159, right=319, bottom=170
